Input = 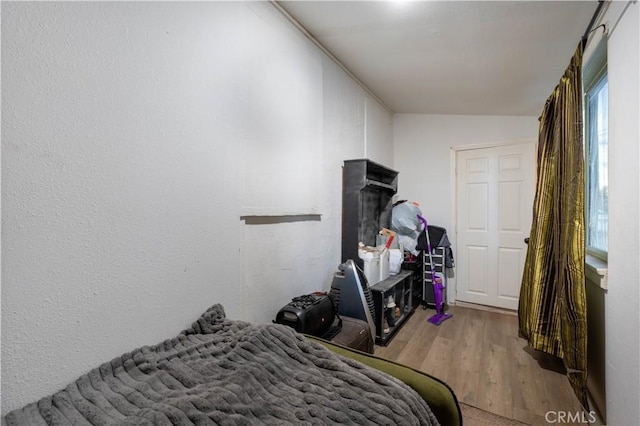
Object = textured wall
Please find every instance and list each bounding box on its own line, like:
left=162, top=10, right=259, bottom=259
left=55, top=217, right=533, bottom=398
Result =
left=1, top=2, right=392, bottom=414
left=392, top=114, right=538, bottom=230
left=602, top=2, right=640, bottom=424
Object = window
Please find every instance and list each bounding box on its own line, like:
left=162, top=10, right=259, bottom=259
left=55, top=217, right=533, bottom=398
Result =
left=585, top=75, right=608, bottom=255
left=584, top=41, right=608, bottom=258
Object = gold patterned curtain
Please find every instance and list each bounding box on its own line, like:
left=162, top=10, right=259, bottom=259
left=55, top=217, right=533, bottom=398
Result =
left=518, top=42, right=588, bottom=408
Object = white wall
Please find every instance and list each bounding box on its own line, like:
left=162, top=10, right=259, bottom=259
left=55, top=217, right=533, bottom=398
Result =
left=393, top=114, right=538, bottom=303
left=393, top=114, right=538, bottom=231
left=598, top=2, right=640, bottom=424
left=365, top=97, right=394, bottom=162
left=1, top=2, right=393, bottom=414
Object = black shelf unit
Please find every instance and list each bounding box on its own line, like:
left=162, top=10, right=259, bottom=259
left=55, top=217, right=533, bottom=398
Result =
left=341, top=159, right=398, bottom=269
left=401, top=256, right=423, bottom=308
left=369, top=270, right=414, bottom=346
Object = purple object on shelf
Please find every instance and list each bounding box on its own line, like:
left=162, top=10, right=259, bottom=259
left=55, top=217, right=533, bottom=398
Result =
left=417, top=214, right=452, bottom=326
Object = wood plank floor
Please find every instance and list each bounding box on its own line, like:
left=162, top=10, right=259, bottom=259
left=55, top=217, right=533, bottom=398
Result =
left=374, top=305, right=597, bottom=426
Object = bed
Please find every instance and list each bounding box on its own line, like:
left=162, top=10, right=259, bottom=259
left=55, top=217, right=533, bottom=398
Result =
left=3, top=304, right=461, bottom=425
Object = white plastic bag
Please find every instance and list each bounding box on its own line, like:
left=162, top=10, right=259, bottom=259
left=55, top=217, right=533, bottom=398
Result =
left=399, top=235, right=419, bottom=256
left=389, top=248, right=403, bottom=274
left=391, top=202, right=423, bottom=239
left=379, top=247, right=390, bottom=281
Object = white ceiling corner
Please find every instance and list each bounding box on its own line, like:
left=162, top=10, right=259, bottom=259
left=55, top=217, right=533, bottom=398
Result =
left=277, top=0, right=598, bottom=116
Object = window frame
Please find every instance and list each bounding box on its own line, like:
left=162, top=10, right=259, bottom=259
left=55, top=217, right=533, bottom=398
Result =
left=583, top=45, right=608, bottom=261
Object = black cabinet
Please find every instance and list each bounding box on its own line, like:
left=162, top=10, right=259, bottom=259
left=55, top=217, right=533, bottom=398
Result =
left=341, top=158, right=408, bottom=346
left=341, top=159, right=398, bottom=269
left=369, top=270, right=414, bottom=346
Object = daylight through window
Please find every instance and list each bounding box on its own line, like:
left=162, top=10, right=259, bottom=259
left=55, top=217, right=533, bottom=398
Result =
left=585, top=72, right=608, bottom=256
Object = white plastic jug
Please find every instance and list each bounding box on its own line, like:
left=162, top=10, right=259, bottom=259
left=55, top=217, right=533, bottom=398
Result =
left=358, top=245, right=381, bottom=285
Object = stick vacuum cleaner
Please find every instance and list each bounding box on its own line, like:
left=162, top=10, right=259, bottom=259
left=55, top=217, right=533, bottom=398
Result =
left=418, top=215, right=452, bottom=326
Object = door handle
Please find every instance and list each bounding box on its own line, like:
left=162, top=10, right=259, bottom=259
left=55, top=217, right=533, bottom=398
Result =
left=524, top=237, right=530, bottom=245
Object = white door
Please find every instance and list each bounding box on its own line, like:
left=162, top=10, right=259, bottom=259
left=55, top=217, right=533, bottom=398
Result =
left=455, top=141, right=536, bottom=310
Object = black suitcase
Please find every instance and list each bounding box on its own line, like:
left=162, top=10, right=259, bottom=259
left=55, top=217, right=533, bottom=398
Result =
left=328, top=315, right=374, bottom=354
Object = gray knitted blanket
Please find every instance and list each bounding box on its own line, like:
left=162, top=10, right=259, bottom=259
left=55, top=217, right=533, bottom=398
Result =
left=4, top=305, right=439, bottom=425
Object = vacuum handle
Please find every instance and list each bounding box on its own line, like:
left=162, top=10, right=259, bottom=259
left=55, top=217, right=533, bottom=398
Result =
left=417, top=215, right=438, bottom=283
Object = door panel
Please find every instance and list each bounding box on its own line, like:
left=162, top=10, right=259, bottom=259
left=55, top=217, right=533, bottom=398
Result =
left=468, top=183, right=489, bottom=230
left=455, top=142, right=535, bottom=310
left=499, top=181, right=522, bottom=231
left=498, top=247, right=522, bottom=299
left=467, top=245, right=489, bottom=295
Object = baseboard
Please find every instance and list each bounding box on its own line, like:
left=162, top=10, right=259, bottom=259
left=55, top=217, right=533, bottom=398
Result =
left=587, top=388, right=606, bottom=426
left=453, top=301, right=518, bottom=317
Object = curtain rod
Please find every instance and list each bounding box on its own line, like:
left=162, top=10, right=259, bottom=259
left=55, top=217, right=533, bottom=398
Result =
left=582, top=0, right=606, bottom=43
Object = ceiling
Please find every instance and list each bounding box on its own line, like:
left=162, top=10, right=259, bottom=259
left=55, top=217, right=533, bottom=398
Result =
left=277, top=1, right=598, bottom=116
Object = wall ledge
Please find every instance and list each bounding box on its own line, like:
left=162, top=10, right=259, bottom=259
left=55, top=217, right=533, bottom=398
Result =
left=240, top=214, right=322, bottom=225
left=586, top=253, right=608, bottom=290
